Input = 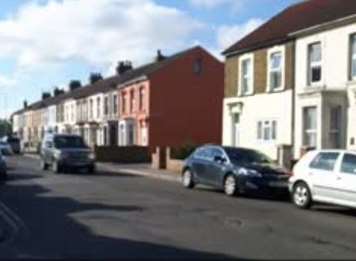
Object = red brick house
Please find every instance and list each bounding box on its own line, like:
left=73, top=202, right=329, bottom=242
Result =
left=117, top=46, right=224, bottom=150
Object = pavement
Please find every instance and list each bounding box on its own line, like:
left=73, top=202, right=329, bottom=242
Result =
left=1, top=155, right=356, bottom=259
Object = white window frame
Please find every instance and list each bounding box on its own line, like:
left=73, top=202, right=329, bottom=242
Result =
left=307, top=42, right=322, bottom=86
left=113, top=94, right=118, bottom=115
left=267, top=46, right=285, bottom=92
left=350, top=34, right=356, bottom=81
left=257, top=119, right=277, bottom=142
left=303, top=106, right=317, bottom=148
left=238, top=54, right=254, bottom=96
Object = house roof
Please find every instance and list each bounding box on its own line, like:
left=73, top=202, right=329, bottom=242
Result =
left=223, top=0, right=356, bottom=56
left=12, top=46, right=202, bottom=115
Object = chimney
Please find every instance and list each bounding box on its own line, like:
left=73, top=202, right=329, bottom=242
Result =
left=23, top=100, right=28, bottom=109
left=155, top=49, right=166, bottom=62
left=116, top=61, right=133, bottom=75
left=69, top=80, right=82, bottom=91
left=42, top=92, right=51, bottom=100
left=54, top=88, right=65, bottom=97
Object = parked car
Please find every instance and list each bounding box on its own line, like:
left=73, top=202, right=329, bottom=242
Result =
left=290, top=150, right=356, bottom=210
left=182, top=145, right=290, bottom=197
left=0, top=150, right=7, bottom=180
left=40, top=134, right=96, bottom=174
left=0, top=141, right=14, bottom=156
left=2, top=136, right=21, bottom=154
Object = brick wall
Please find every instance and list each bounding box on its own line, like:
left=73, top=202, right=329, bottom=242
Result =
left=95, top=146, right=150, bottom=163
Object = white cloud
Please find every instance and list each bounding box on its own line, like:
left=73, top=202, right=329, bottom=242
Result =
left=189, top=0, right=244, bottom=11
left=216, top=18, right=264, bottom=50
left=0, top=74, right=16, bottom=88
left=0, top=0, right=204, bottom=70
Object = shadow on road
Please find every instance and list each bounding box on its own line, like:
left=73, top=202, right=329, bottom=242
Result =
left=62, top=169, right=142, bottom=178
left=313, top=206, right=356, bottom=217
left=0, top=181, right=237, bottom=259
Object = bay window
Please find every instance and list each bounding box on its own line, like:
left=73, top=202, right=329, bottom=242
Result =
left=303, top=106, right=317, bottom=148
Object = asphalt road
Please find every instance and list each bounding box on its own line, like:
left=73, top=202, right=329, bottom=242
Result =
left=1, top=156, right=356, bottom=259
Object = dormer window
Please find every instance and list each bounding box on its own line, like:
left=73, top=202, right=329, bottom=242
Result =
left=308, top=42, right=322, bottom=85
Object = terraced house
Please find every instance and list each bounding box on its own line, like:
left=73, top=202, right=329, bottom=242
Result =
left=223, top=0, right=356, bottom=165
left=222, top=4, right=295, bottom=163
left=11, top=46, right=223, bottom=153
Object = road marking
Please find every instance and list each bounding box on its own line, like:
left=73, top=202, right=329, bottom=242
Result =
left=0, top=200, right=29, bottom=244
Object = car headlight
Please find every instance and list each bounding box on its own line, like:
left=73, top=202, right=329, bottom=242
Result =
left=54, top=151, right=69, bottom=160
left=88, top=152, right=96, bottom=160
left=238, top=168, right=263, bottom=178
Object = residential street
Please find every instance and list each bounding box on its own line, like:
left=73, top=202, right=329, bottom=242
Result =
left=0, top=156, right=356, bottom=259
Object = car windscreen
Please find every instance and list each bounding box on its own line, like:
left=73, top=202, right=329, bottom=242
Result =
left=225, top=148, right=273, bottom=165
left=54, top=136, right=87, bottom=149
left=7, top=138, right=20, bottom=143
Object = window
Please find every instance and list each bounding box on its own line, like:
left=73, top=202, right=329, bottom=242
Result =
left=97, top=97, right=101, bottom=118
left=139, top=87, right=145, bottom=111
left=329, top=106, right=342, bottom=148
left=240, top=58, right=252, bottom=95
left=194, top=148, right=212, bottom=159
left=341, top=154, right=356, bottom=175
left=308, top=42, right=322, bottom=85
left=113, top=94, right=118, bottom=114
left=350, top=34, right=356, bottom=80
left=104, top=96, right=109, bottom=115
left=269, top=51, right=283, bottom=90
left=303, top=107, right=317, bottom=147
left=193, top=58, right=203, bottom=75
left=130, top=90, right=135, bottom=113
left=257, top=120, right=277, bottom=141
left=310, top=152, right=339, bottom=171
left=122, top=93, right=126, bottom=114
left=89, top=99, right=93, bottom=119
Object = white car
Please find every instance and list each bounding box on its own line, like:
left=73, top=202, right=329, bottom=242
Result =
left=289, top=150, right=356, bottom=209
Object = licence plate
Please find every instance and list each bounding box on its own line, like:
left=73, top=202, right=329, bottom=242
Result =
left=269, top=181, right=288, bottom=188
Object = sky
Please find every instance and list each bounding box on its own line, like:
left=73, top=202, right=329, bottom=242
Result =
left=0, top=0, right=299, bottom=118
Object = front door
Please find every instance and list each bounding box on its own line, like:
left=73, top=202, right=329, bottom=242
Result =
left=232, top=113, right=240, bottom=147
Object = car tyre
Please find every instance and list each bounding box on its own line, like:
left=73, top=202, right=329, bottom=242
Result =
left=53, top=161, right=62, bottom=174
left=182, top=169, right=195, bottom=189
left=293, top=182, right=312, bottom=209
left=41, top=160, right=49, bottom=171
left=88, top=165, right=96, bottom=174
left=224, top=174, right=238, bottom=197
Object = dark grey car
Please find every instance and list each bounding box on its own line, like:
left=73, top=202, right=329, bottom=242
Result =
left=182, top=145, right=290, bottom=197
left=40, top=134, right=96, bottom=174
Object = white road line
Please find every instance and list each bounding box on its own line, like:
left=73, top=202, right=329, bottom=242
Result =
left=0, top=200, right=29, bottom=244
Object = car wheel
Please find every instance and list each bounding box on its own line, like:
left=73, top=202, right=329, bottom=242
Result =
left=224, top=174, right=238, bottom=197
left=88, top=165, right=96, bottom=174
left=182, top=169, right=195, bottom=189
left=41, top=160, right=48, bottom=171
left=293, top=182, right=312, bottom=209
left=53, top=161, right=62, bottom=174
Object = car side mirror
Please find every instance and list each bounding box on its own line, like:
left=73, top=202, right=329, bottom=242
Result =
left=214, top=155, right=226, bottom=164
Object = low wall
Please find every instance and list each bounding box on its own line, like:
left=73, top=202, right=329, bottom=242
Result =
left=166, top=147, right=185, bottom=173
left=95, top=146, right=150, bottom=163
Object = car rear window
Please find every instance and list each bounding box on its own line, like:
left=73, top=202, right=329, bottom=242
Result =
left=310, top=152, right=339, bottom=171
left=54, top=136, right=86, bottom=149
left=341, top=154, right=356, bottom=175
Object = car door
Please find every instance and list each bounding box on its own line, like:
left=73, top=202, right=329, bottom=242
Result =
left=308, top=152, right=340, bottom=201
left=335, top=153, right=356, bottom=206
left=191, top=147, right=212, bottom=184
left=206, top=148, right=227, bottom=186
